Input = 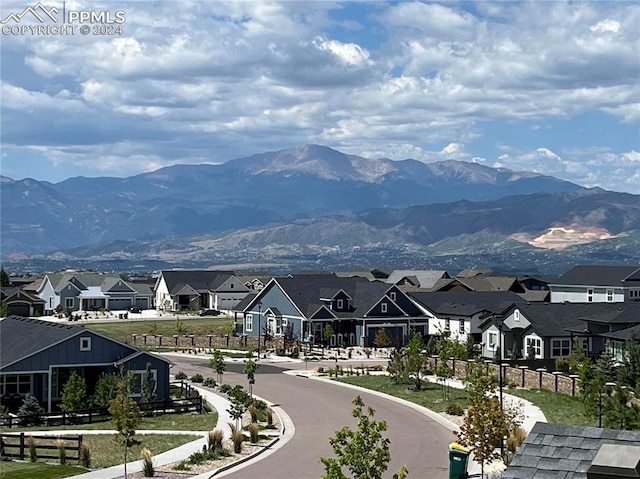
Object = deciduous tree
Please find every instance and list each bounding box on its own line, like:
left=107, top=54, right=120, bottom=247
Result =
left=405, top=333, right=427, bottom=391
left=320, top=395, right=408, bottom=479
left=109, top=376, right=142, bottom=479
left=243, top=359, right=259, bottom=397
left=60, top=371, right=88, bottom=418
left=209, top=350, right=226, bottom=384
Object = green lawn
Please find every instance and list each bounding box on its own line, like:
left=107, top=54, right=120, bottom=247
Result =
left=85, top=317, right=233, bottom=344
left=336, top=375, right=468, bottom=413
left=337, top=375, right=599, bottom=427
left=0, top=462, right=86, bottom=479
left=5, top=410, right=218, bottom=433
left=505, top=387, right=597, bottom=427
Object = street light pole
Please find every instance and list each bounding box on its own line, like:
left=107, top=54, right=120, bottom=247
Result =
left=257, top=302, right=262, bottom=358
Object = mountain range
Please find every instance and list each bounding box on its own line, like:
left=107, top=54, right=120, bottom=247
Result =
left=2, top=144, right=639, bottom=274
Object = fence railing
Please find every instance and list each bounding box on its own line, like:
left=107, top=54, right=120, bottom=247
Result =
left=0, top=433, right=82, bottom=461
left=0, top=388, right=203, bottom=428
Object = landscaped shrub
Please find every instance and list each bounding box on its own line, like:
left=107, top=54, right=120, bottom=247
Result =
left=507, top=425, right=527, bottom=453
left=445, top=403, right=465, bottom=416
left=249, top=405, right=258, bottom=423
left=174, top=371, right=188, bottom=380
left=56, top=439, right=66, bottom=465
left=231, top=429, right=243, bottom=453
left=140, top=448, right=154, bottom=477
left=79, top=442, right=91, bottom=468
left=248, top=422, right=260, bottom=444
left=202, top=378, right=216, bottom=388
left=18, top=395, right=44, bottom=426
left=266, top=407, right=274, bottom=427
left=190, top=373, right=204, bottom=383
left=208, top=429, right=224, bottom=451
left=27, top=436, right=37, bottom=462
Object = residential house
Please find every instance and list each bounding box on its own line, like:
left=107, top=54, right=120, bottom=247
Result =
left=481, top=302, right=640, bottom=365
left=1, top=287, right=45, bottom=317
left=0, top=316, right=170, bottom=412
left=154, top=270, right=249, bottom=311
left=503, top=422, right=640, bottom=479
left=408, top=291, right=523, bottom=344
left=335, top=269, right=390, bottom=281
left=549, top=264, right=640, bottom=303
left=385, top=270, right=450, bottom=290
left=36, top=272, right=153, bottom=314
left=240, top=274, right=427, bottom=348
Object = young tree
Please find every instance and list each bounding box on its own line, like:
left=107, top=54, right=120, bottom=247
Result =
left=618, top=335, right=640, bottom=390
left=93, top=372, right=118, bottom=407
left=227, top=395, right=247, bottom=431
left=405, top=333, right=428, bottom=391
left=374, top=328, right=391, bottom=350
left=17, top=395, right=44, bottom=426
left=0, top=268, right=10, bottom=287
left=387, top=349, right=408, bottom=385
left=141, top=363, right=156, bottom=404
left=320, top=395, right=408, bottom=479
left=209, top=350, right=227, bottom=384
left=109, top=376, right=142, bottom=479
left=324, top=323, right=335, bottom=347
left=60, top=371, right=88, bottom=418
left=243, top=359, right=259, bottom=397
left=283, top=322, right=298, bottom=352
left=602, top=382, right=640, bottom=430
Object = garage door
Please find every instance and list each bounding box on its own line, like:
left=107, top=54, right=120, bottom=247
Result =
left=8, top=303, right=30, bottom=316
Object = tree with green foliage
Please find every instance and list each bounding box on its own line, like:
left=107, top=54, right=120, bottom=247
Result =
left=209, top=350, right=227, bottom=384
left=0, top=268, right=10, bottom=287
left=60, top=371, right=88, bottom=417
left=109, top=376, right=142, bottom=479
left=320, top=395, right=408, bottom=479
left=227, top=395, right=247, bottom=431
left=17, top=395, right=44, bottom=426
left=141, top=363, right=157, bottom=404
left=374, top=328, right=391, bottom=350
left=579, top=360, right=607, bottom=425
left=324, top=323, right=335, bottom=347
left=405, top=333, right=428, bottom=391
left=387, top=349, right=408, bottom=385
left=602, top=382, right=640, bottom=430
left=566, top=337, right=590, bottom=374
left=93, top=372, right=118, bottom=407
left=243, top=359, right=259, bottom=397
left=618, top=335, right=640, bottom=390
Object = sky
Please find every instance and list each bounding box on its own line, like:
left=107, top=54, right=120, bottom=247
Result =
left=1, top=1, right=639, bottom=193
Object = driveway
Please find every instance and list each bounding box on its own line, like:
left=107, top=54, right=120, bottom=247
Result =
left=169, top=356, right=455, bottom=478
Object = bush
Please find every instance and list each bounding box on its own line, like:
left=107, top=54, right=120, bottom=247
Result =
left=208, top=429, right=224, bottom=451
left=174, top=371, right=188, bottom=380
left=202, top=378, right=216, bottom=388
left=79, top=442, right=91, bottom=468
left=249, top=405, right=258, bottom=423
left=56, top=439, right=66, bottom=465
left=232, top=429, right=243, bottom=453
left=248, top=422, right=260, bottom=443
left=445, top=403, right=464, bottom=416
left=18, top=395, right=44, bottom=426
left=27, top=436, right=37, bottom=462
left=266, top=407, right=274, bottom=427
left=190, top=374, right=204, bottom=383
left=140, top=448, right=154, bottom=477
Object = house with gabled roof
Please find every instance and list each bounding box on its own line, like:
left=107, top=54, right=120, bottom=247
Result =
left=549, top=264, right=640, bottom=303
left=0, top=316, right=170, bottom=412
left=384, top=270, right=450, bottom=289
left=1, top=287, right=45, bottom=317
left=36, top=272, right=153, bottom=314
left=408, top=291, right=523, bottom=343
left=240, top=274, right=427, bottom=348
left=154, top=270, right=249, bottom=311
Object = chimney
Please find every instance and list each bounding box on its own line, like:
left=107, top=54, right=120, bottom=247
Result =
left=587, top=444, right=640, bottom=478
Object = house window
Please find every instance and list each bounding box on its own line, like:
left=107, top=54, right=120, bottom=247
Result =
left=390, top=292, right=396, bottom=302
left=551, top=339, right=570, bottom=357
left=245, top=314, right=253, bottom=332
left=80, top=337, right=91, bottom=351
left=587, top=289, right=593, bottom=302
left=0, top=374, right=31, bottom=396
left=514, top=310, right=520, bottom=322
left=337, top=299, right=343, bottom=310
left=526, top=337, right=542, bottom=358
left=488, top=332, right=497, bottom=350
left=381, top=303, right=387, bottom=313
left=610, top=340, right=625, bottom=362
left=129, top=369, right=157, bottom=397
left=231, top=284, right=234, bottom=288
left=459, top=320, right=465, bottom=334
left=65, top=297, right=74, bottom=309
left=606, top=289, right=614, bottom=302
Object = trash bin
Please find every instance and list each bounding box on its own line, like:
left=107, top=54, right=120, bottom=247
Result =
left=448, top=442, right=470, bottom=479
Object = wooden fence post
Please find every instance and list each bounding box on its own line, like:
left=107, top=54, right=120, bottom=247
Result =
left=19, top=432, right=25, bottom=460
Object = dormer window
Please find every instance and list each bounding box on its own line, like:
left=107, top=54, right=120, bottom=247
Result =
left=390, top=292, right=396, bottom=302
left=80, top=337, right=91, bottom=351
left=514, top=310, right=520, bottom=322
left=381, top=303, right=387, bottom=313
left=337, top=299, right=343, bottom=310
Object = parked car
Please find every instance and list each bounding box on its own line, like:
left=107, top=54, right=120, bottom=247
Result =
left=128, top=306, right=142, bottom=313
left=198, top=309, right=221, bottom=316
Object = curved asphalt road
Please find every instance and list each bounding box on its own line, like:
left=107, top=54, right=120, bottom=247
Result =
left=169, top=356, right=455, bottom=479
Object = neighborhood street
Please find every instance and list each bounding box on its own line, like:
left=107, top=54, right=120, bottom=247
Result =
left=168, top=355, right=455, bottom=479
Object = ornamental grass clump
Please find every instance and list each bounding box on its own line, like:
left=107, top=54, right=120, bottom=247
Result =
left=208, top=429, right=224, bottom=451
left=140, top=448, right=154, bottom=477
left=56, top=438, right=66, bottom=465
left=231, top=429, right=243, bottom=453
left=79, top=442, right=91, bottom=468
left=248, top=422, right=260, bottom=444
left=27, top=436, right=37, bottom=462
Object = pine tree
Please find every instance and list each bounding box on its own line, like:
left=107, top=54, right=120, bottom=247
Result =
left=18, top=395, right=44, bottom=426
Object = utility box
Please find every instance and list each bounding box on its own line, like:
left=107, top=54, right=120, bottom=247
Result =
left=448, top=442, right=470, bottom=479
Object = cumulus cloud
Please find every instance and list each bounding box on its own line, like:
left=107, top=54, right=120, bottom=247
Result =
left=0, top=0, right=638, bottom=193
